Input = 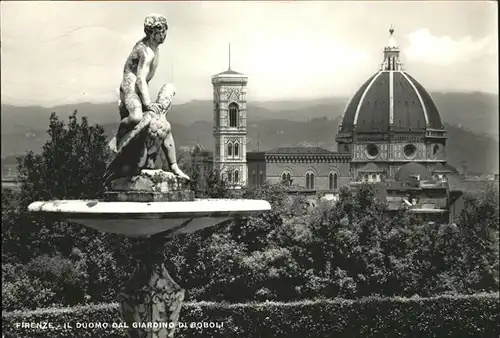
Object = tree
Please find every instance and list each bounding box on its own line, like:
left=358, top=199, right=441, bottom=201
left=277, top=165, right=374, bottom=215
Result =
left=186, top=164, right=234, bottom=199
left=2, top=111, right=134, bottom=310
left=457, top=184, right=499, bottom=292
left=203, top=167, right=235, bottom=198
left=5, top=111, right=112, bottom=261
left=17, top=111, right=109, bottom=204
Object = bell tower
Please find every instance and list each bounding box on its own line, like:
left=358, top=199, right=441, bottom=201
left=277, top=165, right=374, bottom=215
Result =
left=211, top=44, right=248, bottom=188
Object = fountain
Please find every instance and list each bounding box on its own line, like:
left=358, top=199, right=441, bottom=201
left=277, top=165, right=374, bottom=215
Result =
left=27, top=14, right=271, bottom=338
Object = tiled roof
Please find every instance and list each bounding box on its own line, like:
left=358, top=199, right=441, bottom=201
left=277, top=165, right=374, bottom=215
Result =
left=358, top=162, right=383, bottom=172
left=432, top=162, right=459, bottom=174
left=385, top=181, right=420, bottom=190
left=395, top=162, right=433, bottom=181
left=339, top=71, right=444, bottom=133
left=266, top=146, right=334, bottom=155
left=284, top=185, right=316, bottom=193
left=214, top=69, right=244, bottom=76
left=447, top=174, right=496, bottom=193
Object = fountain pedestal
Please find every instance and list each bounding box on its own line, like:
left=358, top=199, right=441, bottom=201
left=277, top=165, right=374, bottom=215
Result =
left=28, top=197, right=271, bottom=338
left=118, top=235, right=184, bottom=338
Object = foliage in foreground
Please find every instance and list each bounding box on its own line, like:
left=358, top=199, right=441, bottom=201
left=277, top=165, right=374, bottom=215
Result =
left=2, top=112, right=499, bottom=311
left=2, top=112, right=135, bottom=310
left=2, top=294, right=499, bottom=338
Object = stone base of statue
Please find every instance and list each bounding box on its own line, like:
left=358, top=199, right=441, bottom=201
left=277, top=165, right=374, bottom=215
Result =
left=118, top=235, right=184, bottom=338
left=105, top=169, right=194, bottom=202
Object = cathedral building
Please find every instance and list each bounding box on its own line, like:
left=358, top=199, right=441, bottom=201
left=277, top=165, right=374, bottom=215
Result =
left=190, top=28, right=492, bottom=222
left=336, top=26, right=450, bottom=182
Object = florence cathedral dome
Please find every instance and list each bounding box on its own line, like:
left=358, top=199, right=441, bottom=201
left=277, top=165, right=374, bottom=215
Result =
left=336, top=27, right=448, bottom=181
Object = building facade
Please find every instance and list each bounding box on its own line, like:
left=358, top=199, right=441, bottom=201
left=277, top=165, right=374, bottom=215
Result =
left=247, top=147, right=351, bottom=192
left=189, top=28, right=496, bottom=222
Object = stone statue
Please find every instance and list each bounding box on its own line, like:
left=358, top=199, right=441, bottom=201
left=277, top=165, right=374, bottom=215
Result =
left=105, top=14, right=190, bottom=194
left=25, top=13, right=273, bottom=338
left=104, top=15, right=193, bottom=337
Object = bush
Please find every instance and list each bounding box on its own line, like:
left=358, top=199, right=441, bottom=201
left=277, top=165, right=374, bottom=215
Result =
left=2, top=255, right=87, bottom=311
left=2, top=294, right=499, bottom=338
left=2, top=263, right=57, bottom=312
left=2, top=110, right=498, bottom=309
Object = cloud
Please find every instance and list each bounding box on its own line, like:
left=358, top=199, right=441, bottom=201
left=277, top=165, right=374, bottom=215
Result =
left=404, top=29, right=494, bottom=65
left=0, top=2, right=497, bottom=106
left=240, top=29, right=371, bottom=99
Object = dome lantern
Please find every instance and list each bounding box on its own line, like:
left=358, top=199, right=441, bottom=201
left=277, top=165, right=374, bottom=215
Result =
left=381, top=25, right=403, bottom=71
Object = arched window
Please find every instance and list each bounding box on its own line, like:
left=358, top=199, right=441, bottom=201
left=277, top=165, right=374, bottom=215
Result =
left=215, top=103, right=220, bottom=127
left=227, top=171, right=232, bottom=183
left=329, top=173, right=338, bottom=190
left=372, top=174, right=377, bottom=181
left=234, top=170, right=239, bottom=183
left=306, top=172, right=315, bottom=189
left=363, top=174, right=369, bottom=182
left=433, top=144, right=440, bottom=156
left=252, top=171, right=256, bottom=185
left=227, top=143, right=233, bottom=156
left=234, top=143, right=239, bottom=156
left=281, top=172, right=291, bottom=185
left=229, top=103, right=239, bottom=127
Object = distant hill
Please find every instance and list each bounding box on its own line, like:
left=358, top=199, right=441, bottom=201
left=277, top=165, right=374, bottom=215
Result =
left=1, top=91, right=498, bottom=174
left=2, top=91, right=497, bottom=136
left=0, top=101, right=274, bottom=134
left=3, top=116, right=497, bottom=176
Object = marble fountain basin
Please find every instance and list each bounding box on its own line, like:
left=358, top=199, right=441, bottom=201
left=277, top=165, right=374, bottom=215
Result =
left=28, top=199, right=271, bottom=237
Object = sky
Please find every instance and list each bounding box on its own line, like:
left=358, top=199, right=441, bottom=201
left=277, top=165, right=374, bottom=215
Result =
left=1, top=1, right=498, bottom=107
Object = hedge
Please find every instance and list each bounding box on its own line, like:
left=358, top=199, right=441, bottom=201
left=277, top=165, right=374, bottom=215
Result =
left=2, top=293, right=499, bottom=338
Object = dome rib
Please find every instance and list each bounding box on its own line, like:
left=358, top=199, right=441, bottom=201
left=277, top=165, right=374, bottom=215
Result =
left=353, top=71, right=384, bottom=127
left=339, top=70, right=444, bottom=134
left=389, top=71, right=395, bottom=125
left=337, top=28, right=446, bottom=136
left=404, top=73, right=444, bottom=129
left=400, top=71, right=429, bottom=127
left=339, top=73, right=378, bottom=132
left=392, top=72, right=426, bottom=131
